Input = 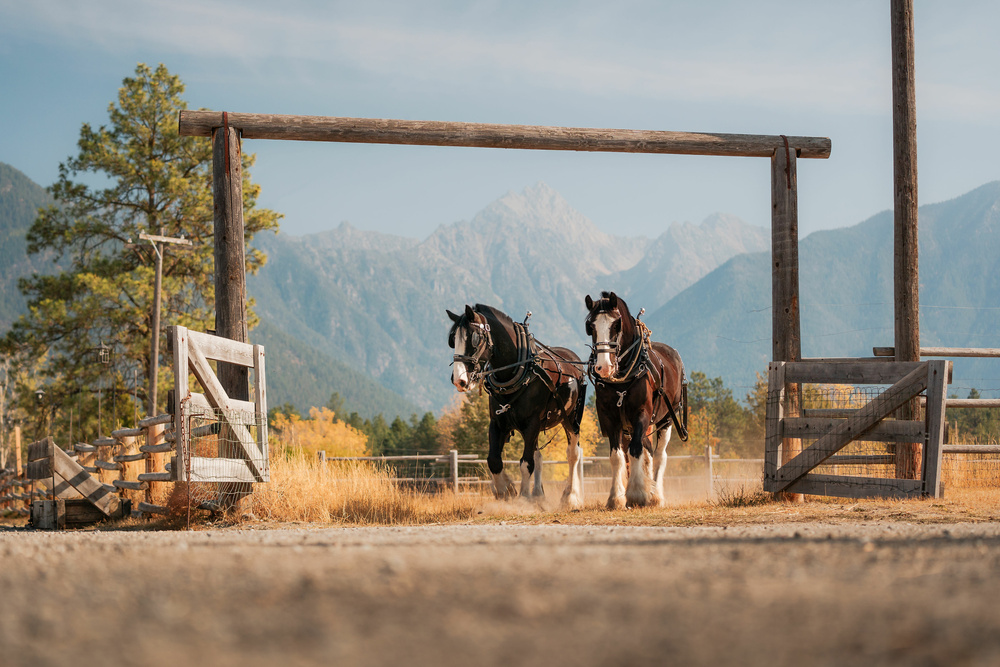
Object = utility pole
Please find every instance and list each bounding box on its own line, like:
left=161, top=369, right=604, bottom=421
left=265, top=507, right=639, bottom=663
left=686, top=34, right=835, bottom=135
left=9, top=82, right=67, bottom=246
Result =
left=137, top=231, right=192, bottom=416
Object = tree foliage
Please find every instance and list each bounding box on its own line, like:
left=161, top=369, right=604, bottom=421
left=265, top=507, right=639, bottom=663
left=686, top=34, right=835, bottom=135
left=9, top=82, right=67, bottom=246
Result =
left=1, top=63, right=280, bottom=442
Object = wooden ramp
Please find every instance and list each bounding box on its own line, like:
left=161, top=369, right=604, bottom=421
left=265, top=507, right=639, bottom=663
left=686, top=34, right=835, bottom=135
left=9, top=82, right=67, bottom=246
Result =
left=26, top=437, right=125, bottom=528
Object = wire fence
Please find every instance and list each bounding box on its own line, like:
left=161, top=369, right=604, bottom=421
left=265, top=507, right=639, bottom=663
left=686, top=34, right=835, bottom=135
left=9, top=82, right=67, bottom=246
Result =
left=319, top=447, right=767, bottom=500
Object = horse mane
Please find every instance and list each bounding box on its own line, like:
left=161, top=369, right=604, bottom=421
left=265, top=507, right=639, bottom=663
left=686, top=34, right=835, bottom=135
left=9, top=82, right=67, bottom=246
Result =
left=474, top=304, right=514, bottom=331
left=447, top=304, right=515, bottom=347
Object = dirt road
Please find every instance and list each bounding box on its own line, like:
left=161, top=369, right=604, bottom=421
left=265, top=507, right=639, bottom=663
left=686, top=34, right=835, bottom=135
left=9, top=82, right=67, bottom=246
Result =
left=2, top=520, right=999, bottom=666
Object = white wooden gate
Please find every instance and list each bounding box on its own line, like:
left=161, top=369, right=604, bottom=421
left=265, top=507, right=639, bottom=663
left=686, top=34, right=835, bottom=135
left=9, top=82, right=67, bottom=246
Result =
left=764, top=359, right=949, bottom=499
left=170, top=325, right=268, bottom=483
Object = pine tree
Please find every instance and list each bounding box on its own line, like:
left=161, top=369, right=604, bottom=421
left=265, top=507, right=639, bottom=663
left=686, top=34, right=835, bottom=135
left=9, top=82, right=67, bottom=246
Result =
left=1, top=63, right=280, bottom=441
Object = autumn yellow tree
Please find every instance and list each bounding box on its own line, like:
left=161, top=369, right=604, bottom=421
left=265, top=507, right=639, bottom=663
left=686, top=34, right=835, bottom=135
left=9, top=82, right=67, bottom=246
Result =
left=271, top=407, right=368, bottom=459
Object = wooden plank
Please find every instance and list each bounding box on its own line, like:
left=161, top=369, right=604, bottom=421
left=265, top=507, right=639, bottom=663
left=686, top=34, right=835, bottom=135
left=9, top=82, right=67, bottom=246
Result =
left=187, top=391, right=256, bottom=416
left=787, top=473, right=923, bottom=499
left=254, top=343, right=268, bottom=478
left=172, top=325, right=190, bottom=483
left=63, top=499, right=107, bottom=525
left=943, top=444, right=1000, bottom=454
left=188, top=457, right=258, bottom=484
left=111, top=427, right=144, bottom=438
left=187, top=329, right=254, bottom=367
left=784, top=361, right=925, bottom=385
left=25, top=459, right=52, bottom=479
left=92, top=437, right=117, bottom=448
left=773, top=364, right=929, bottom=491
left=922, top=360, right=949, bottom=498
left=782, top=418, right=924, bottom=442
left=74, top=443, right=97, bottom=453
left=138, top=472, right=173, bottom=482
left=824, top=455, right=895, bottom=465
left=187, top=344, right=265, bottom=481
left=51, top=471, right=85, bottom=500
left=920, top=347, right=1000, bottom=358
left=178, top=111, right=834, bottom=159
left=31, top=500, right=57, bottom=530
left=140, top=442, right=173, bottom=454
left=137, top=501, right=168, bottom=515
left=13, top=426, right=21, bottom=477
left=764, top=362, right=785, bottom=483
left=944, top=399, right=1000, bottom=408
left=114, top=452, right=146, bottom=463
left=138, top=413, right=173, bottom=428
left=27, top=436, right=54, bottom=462
left=94, top=460, right=120, bottom=471
left=113, top=479, right=148, bottom=491
left=50, top=446, right=120, bottom=516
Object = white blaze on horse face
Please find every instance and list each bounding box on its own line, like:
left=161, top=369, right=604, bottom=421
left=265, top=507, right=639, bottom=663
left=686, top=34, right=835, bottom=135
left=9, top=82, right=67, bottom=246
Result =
left=592, top=312, right=618, bottom=379
left=452, top=327, right=470, bottom=391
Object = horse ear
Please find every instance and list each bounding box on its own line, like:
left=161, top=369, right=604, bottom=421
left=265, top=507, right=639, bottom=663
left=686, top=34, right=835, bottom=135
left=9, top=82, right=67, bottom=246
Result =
left=585, top=294, right=594, bottom=310
left=446, top=309, right=460, bottom=323
left=464, top=304, right=475, bottom=319
left=607, top=292, right=618, bottom=308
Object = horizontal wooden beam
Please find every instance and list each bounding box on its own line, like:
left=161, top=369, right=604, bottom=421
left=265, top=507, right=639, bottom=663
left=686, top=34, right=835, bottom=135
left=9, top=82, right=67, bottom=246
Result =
left=782, top=417, right=924, bottom=442
left=943, top=444, right=1000, bottom=454
left=875, top=346, right=1000, bottom=358
left=779, top=473, right=924, bottom=499
left=784, top=360, right=926, bottom=385
left=178, top=111, right=832, bottom=159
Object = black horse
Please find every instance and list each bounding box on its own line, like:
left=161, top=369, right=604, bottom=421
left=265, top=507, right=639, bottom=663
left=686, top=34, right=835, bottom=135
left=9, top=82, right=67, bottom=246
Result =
left=447, top=304, right=588, bottom=506
left=584, top=291, right=687, bottom=508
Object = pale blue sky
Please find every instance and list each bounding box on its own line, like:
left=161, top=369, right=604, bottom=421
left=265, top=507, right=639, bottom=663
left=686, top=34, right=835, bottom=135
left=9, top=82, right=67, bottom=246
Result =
left=1, top=1, right=998, bottom=239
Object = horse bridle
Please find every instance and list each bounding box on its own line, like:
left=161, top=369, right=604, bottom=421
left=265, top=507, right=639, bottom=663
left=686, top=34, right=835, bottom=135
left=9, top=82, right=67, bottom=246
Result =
left=586, top=308, right=644, bottom=383
left=452, top=315, right=492, bottom=378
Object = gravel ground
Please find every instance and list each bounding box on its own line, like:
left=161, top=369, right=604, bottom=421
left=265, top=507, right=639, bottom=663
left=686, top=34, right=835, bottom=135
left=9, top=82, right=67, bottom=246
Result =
left=2, top=520, right=1000, bottom=666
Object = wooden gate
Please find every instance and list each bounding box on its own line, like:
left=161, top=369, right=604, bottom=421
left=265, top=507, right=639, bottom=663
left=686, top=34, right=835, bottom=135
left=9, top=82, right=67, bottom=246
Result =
left=170, top=325, right=268, bottom=484
left=764, top=359, right=949, bottom=499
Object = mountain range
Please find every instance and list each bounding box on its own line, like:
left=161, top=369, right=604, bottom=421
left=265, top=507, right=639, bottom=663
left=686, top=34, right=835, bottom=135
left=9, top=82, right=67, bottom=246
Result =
left=2, top=161, right=999, bottom=416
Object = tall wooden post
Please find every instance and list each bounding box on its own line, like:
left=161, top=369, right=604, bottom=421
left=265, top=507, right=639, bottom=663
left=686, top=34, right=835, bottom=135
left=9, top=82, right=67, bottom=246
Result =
left=892, top=0, right=921, bottom=479
left=13, top=425, right=22, bottom=477
left=213, top=116, right=252, bottom=512
left=771, top=141, right=803, bottom=503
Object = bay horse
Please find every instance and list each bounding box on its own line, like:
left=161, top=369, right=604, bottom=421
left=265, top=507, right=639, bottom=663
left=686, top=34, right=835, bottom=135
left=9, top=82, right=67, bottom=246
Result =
left=584, top=291, right=688, bottom=508
left=447, top=304, right=588, bottom=506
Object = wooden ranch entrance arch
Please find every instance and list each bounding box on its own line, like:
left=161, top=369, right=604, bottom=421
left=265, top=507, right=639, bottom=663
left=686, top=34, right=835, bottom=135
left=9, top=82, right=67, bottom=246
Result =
left=178, top=109, right=899, bottom=499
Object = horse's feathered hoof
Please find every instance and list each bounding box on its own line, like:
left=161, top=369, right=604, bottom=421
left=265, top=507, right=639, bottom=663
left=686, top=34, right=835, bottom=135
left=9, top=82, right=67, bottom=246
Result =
left=607, top=495, right=625, bottom=510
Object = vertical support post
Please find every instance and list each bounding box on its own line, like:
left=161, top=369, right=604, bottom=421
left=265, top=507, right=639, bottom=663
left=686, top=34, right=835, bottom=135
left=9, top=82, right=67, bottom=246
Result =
left=771, top=141, right=803, bottom=503
left=146, top=422, right=166, bottom=506
left=213, top=119, right=249, bottom=400
left=922, top=360, right=949, bottom=498
left=213, top=118, right=252, bottom=509
left=317, top=451, right=326, bottom=463
left=892, top=0, right=921, bottom=479
left=705, top=445, right=714, bottom=497
left=450, top=449, right=459, bottom=494
left=171, top=326, right=189, bottom=483
left=14, top=425, right=22, bottom=478
left=149, top=238, right=163, bottom=416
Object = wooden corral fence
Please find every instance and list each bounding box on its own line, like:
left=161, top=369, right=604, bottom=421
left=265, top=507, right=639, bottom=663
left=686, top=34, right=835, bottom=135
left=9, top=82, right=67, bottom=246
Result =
left=764, top=359, right=950, bottom=499
left=178, top=110, right=830, bottom=502
left=320, top=447, right=763, bottom=499
left=15, top=414, right=173, bottom=528
left=876, top=346, right=1000, bottom=455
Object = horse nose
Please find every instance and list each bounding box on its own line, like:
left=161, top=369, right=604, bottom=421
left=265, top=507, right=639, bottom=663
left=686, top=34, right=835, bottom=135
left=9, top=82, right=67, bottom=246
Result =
left=455, top=376, right=468, bottom=391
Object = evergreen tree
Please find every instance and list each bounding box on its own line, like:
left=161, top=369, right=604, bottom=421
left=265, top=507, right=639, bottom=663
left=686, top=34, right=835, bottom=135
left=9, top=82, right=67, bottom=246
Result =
left=1, top=63, right=280, bottom=441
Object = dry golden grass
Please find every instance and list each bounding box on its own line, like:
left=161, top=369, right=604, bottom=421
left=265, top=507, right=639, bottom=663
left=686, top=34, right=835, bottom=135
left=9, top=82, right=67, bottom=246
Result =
left=246, top=455, right=479, bottom=525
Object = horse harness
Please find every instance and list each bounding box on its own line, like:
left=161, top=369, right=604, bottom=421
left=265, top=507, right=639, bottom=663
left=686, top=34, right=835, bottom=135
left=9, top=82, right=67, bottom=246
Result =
left=455, top=314, right=577, bottom=419
left=588, top=319, right=689, bottom=441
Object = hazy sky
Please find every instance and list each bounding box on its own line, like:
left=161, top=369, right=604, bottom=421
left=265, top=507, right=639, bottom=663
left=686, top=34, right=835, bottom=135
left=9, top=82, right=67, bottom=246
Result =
left=1, top=1, right=998, bottom=239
